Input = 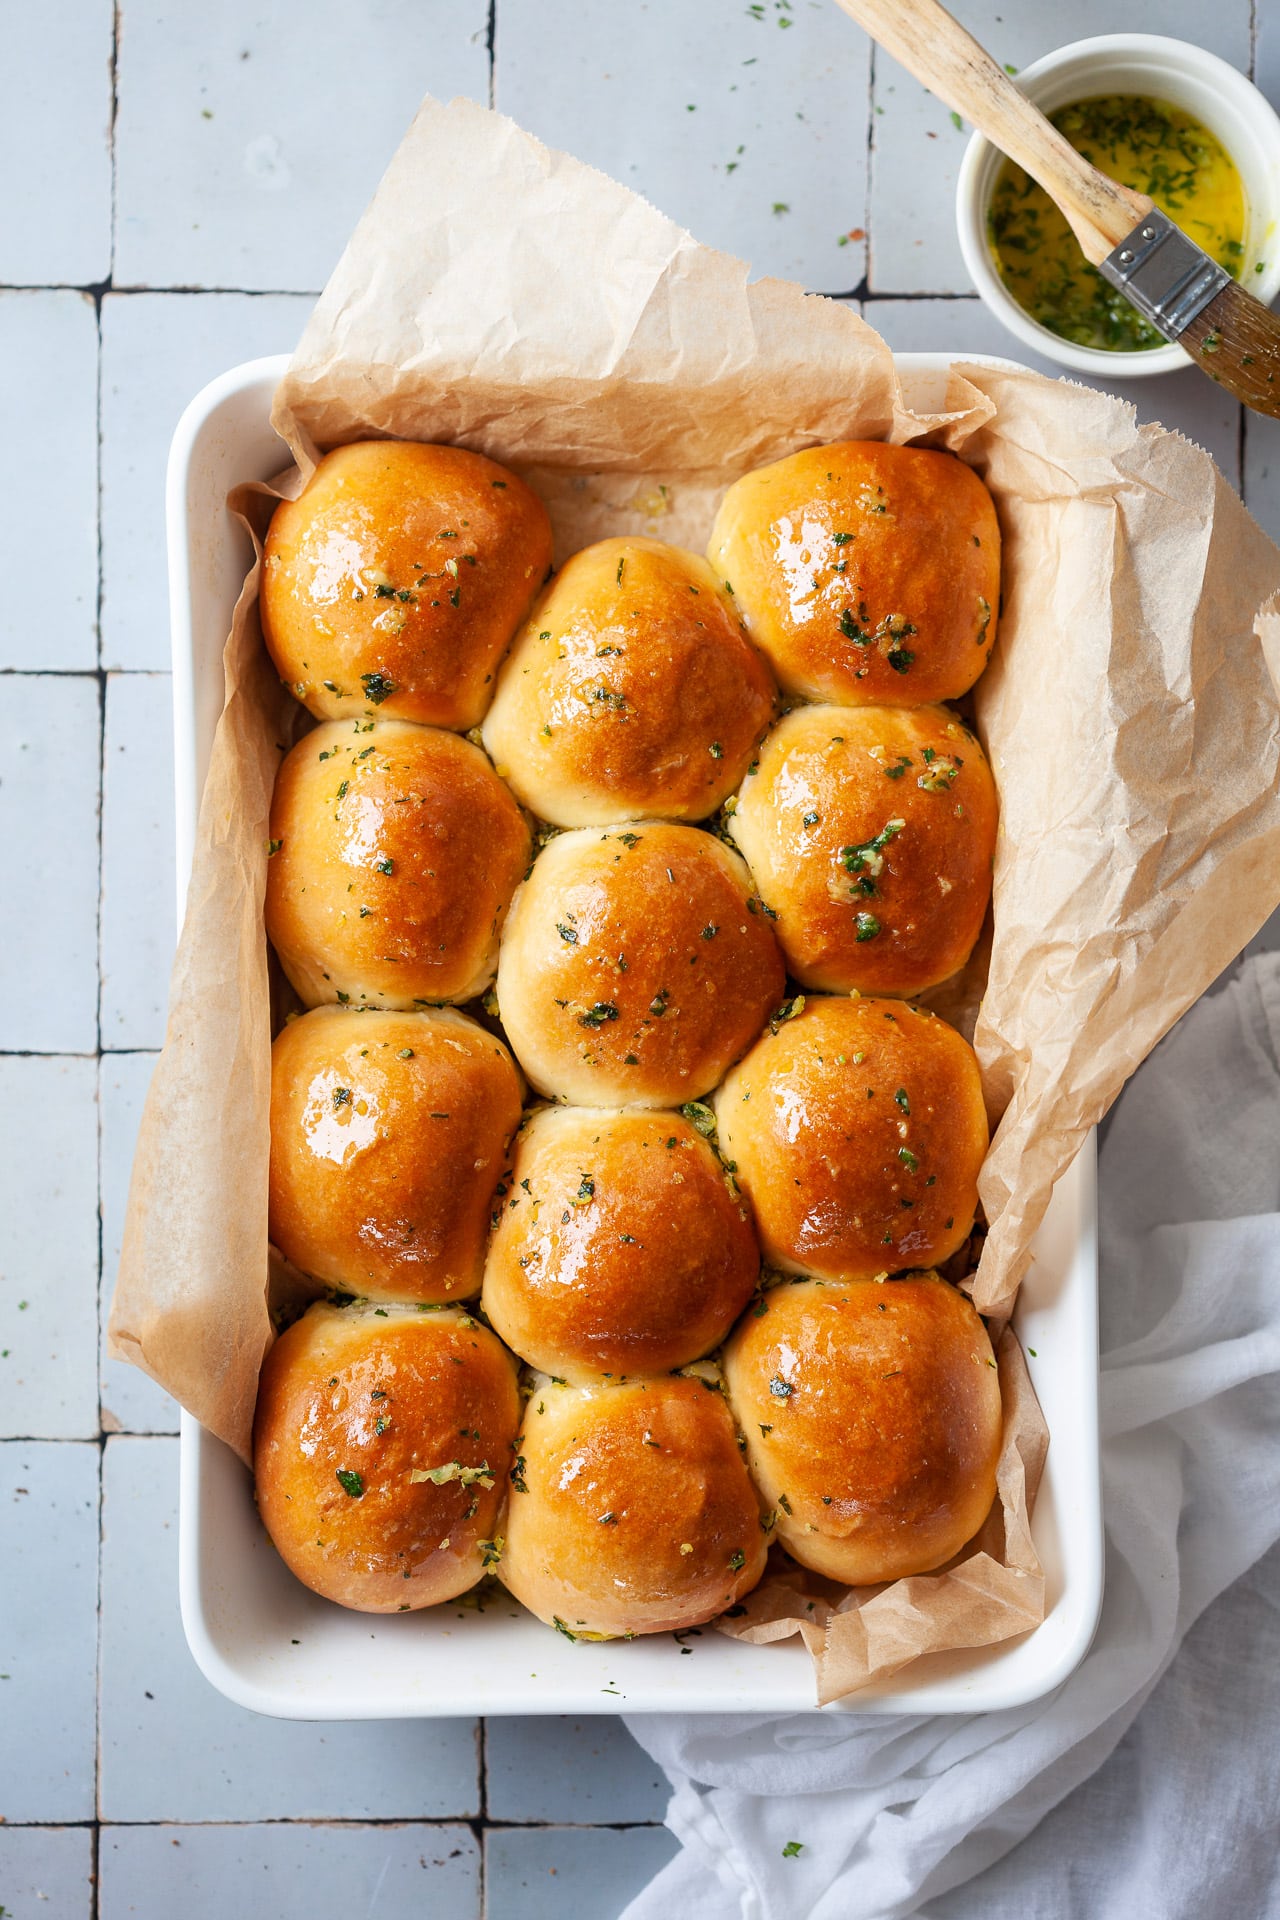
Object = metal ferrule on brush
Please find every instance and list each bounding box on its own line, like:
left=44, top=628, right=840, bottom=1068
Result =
left=1099, top=208, right=1231, bottom=342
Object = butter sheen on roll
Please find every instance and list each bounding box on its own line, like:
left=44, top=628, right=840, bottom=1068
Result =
left=496, top=822, right=784, bottom=1107
left=722, top=1274, right=1002, bottom=1585
left=707, top=441, right=1000, bottom=707
left=728, top=704, right=997, bottom=996
left=482, top=1105, right=760, bottom=1378
left=481, top=537, right=776, bottom=826
left=265, top=718, right=531, bottom=1010
left=714, top=995, right=987, bottom=1281
left=253, top=1302, right=521, bottom=1612
left=270, top=1006, right=523, bottom=1302
left=499, top=1376, right=767, bottom=1637
left=261, top=440, right=553, bottom=729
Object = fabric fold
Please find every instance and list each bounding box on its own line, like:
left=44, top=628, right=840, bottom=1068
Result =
left=623, top=951, right=1280, bottom=1920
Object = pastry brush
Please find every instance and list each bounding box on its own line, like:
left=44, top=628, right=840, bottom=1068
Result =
left=833, top=0, right=1280, bottom=414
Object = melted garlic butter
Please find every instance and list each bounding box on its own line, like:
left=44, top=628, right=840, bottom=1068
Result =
left=988, top=94, right=1248, bottom=351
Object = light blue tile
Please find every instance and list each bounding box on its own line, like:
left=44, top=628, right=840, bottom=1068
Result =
left=114, top=2, right=490, bottom=291
left=484, top=1825, right=678, bottom=1920
left=0, top=293, right=98, bottom=671
left=496, top=0, right=869, bottom=292
left=867, top=1, right=1253, bottom=294
left=99, top=674, right=176, bottom=1052
left=0, top=0, right=111, bottom=285
left=1243, top=411, right=1280, bottom=545
left=99, top=1051, right=176, bottom=1434
left=0, top=1057, right=100, bottom=1441
left=486, top=1716, right=669, bottom=1825
left=0, top=675, right=100, bottom=1052
left=98, top=1821, right=480, bottom=1920
left=0, top=1443, right=99, bottom=1822
left=0, top=1824, right=95, bottom=1920
left=868, top=295, right=1243, bottom=486
left=100, top=291, right=315, bottom=672
left=99, top=1436, right=481, bottom=1821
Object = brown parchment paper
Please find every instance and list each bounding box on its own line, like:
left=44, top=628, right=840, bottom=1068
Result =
left=110, top=95, right=1280, bottom=1700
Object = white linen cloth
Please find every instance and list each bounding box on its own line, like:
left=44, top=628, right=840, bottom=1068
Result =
left=623, top=952, right=1280, bottom=1920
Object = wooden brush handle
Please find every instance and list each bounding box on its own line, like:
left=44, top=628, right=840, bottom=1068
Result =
left=833, top=0, right=1151, bottom=262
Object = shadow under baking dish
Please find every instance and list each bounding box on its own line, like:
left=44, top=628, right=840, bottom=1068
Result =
left=169, top=354, right=1103, bottom=1719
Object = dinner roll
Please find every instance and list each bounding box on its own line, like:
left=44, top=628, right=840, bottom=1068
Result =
left=270, top=1006, right=523, bottom=1302
left=499, top=1376, right=766, bottom=1636
left=482, top=1106, right=760, bottom=1377
left=708, top=441, right=1000, bottom=706
left=481, top=537, right=776, bottom=825
left=253, top=1301, right=521, bottom=1612
left=728, top=704, right=997, bottom=995
left=496, top=823, right=784, bottom=1106
left=265, top=718, right=531, bottom=1009
left=722, top=1274, right=1002, bottom=1584
left=261, top=440, right=553, bottom=729
left=714, top=996, right=986, bottom=1281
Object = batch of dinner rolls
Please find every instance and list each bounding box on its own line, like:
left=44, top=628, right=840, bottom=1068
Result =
left=252, top=435, right=1006, bottom=1640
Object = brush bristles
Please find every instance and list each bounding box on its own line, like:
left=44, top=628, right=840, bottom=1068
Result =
left=1180, top=284, right=1280, bottom=415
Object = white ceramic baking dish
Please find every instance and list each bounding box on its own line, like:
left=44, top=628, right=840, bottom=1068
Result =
left=169, top=352, right=1102, bottom=1719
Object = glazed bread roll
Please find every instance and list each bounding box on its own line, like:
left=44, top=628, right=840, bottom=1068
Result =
left=261, top=440, right=553, bottom=729
left=722, top=1274, right=1002, bottom=1584
left=707, top=441, right=1000, bottom=706
left=499, top=1376, right=767, bottom=1636
left=482, top=1106, right=760, bottom=1377
left=481, top=537, right=776, bottom=826
left=253, top=1301, right=521, bottom=1612
left=715, top=995, right=987, bottom=1281
left=270, top=1006, right=523, bottom=1302
left=728, top=704, right=997, bottom=995
left=496, top=822, right=784, bottom=1106
left=265, top=718, right=531, bottom=1009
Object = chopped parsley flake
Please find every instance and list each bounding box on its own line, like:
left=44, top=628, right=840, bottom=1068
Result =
left=578, top=1002, right=619, bottom=1028
left=680, top=1100, right=717, bottom=1139
left=361, top=670, right=397, bottom=704
left=841, top=819, right=904, bottom=894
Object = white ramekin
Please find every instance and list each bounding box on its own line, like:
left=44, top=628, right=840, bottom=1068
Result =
left=956, top=34, right=1280, bottom=377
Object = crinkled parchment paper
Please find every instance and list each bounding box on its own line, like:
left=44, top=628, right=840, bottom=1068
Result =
left=110, top=96, right=1280, bottom=1700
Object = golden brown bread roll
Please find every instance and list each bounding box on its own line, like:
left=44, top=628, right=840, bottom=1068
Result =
left=270, top=1006, right=523, bottom=1302
left=499, top=1375, right=767, bottom=1636
left=722, top=1274, right=1002, bottom=1584
left=261, top=440, right=553, bottom=729
left=727, top=704, right=997, bottom=995
left=265, top=718, right=531, bottom=1009
left=496, top=822, right=785, bottom=1107
left=482, top=1106, right=760, bottom=1377
left=481, top=537, right=776, bottom=826
left=253, top=1301, right=521, bottom=1612
left=714, top=995, right=987, bottom=1281
left=707, top=441, right=1000, bottom=706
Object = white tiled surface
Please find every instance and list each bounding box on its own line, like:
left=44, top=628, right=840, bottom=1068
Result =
left=1, top=1, right=1277, bottom=1914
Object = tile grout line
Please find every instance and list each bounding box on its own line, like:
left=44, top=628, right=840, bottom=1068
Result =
left=865, top=42, right=876, bottom=293
left=93, top=14, right=124, bottom=1911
